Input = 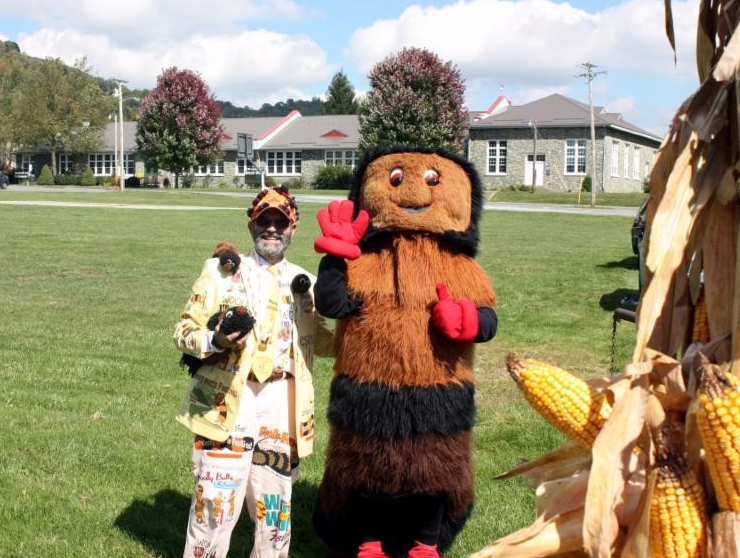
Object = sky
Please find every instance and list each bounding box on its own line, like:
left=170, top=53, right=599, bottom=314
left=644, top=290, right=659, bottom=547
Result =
left=0, top=0, right=700, bottom=136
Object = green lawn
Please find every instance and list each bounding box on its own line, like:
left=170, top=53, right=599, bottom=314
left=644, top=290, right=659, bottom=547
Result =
left=0, top=191, right=639, bottom=558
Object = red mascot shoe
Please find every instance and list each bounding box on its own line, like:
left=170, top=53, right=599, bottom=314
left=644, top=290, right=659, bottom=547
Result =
left=357, top=540, right=390, bottom=558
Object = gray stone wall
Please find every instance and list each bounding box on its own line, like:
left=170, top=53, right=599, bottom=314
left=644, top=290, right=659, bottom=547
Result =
left=602, top=130, right=659, bottom=193
left=469, top=126, right=602, bottom=191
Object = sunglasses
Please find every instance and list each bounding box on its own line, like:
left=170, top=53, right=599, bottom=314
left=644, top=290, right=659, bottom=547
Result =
left=255, top=214, right=291, bottom=229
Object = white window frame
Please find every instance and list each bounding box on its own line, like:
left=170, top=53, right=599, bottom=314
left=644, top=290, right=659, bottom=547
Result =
left=632, top=147, right=640, bottom=180
left=623, top=144, right=630, bottom=178
left=325, top=150, right=358, bottom=168
left=123, top=154, right=135, bottom=176
left=237, top=158, right=258, bottom=175
left=57, top=153, right=73, bottom=174
left=192, top=161, right=225, bottom=176
left=486, top=140, right=507, bottom=175
left=89, top=153, right=115, bottom=176
left=18, top=154, right=35, bottom=174
left=564, top=139, right=586, bottom=175
left=610, top=142, right=619, bottom=177
left=266, top=151, right=301, bottom=176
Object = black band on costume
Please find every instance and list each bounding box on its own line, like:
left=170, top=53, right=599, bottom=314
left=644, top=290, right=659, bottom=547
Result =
left=328, top=375, right=476, bottom=438
left=314, top=255, right=362, bottom=319
left=475, top=307, right=498, bottom=343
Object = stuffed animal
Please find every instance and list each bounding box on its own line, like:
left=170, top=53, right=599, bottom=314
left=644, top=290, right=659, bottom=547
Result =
left=178, top=242, right=254, bottom=376
left=312, top=147, right=498, bottom=558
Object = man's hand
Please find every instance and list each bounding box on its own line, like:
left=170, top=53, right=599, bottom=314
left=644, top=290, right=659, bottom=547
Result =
left=431, top=283, right=478, bottom=343
left=213, top=321, right=248, bottom=350
left=314, top=200, right=369, bottom=260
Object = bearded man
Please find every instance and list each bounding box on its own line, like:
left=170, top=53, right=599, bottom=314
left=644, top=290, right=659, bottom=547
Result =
left=174, top=186, right=333, bottom=558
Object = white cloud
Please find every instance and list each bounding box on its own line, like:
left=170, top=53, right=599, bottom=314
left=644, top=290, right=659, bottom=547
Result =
left=348, top=0, right=698, bottom=100
left=17, top=26, right=332, bottom=108
left=0, top=33, right=8, bottom=42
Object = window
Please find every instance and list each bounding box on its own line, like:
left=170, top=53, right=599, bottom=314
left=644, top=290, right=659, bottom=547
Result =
left=89, top=153, right=115, bottom=176
left=564, top=139, right=586, bottom=174
left=632, top=147, right=640, bottom=180
left=610, top=142, right=619, bottom=177
left=124, top=154, right=135, bottom=176
left=237, top=158, right=258, bottom=174
left=57, top=154, right=73, bottom=174
left=192, top=161, right=224, bottom=176
left=623, top=144, right=630, bottom=178
left=17, top=154, right=35, bottom=173
left=266, top=151, right=301, bottom=175
left=487, top=140, right=507, bottom=175
left=325, top=150, right=358, bottom=167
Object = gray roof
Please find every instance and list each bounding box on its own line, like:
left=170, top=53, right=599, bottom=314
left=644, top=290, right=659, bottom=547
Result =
left=102, top=121, right=138, bottom=151
left=470, top=93, right=662, bottom=143
left=262, top=114, right=359, bottom=150
left=219, top=116, right=284, bottom=149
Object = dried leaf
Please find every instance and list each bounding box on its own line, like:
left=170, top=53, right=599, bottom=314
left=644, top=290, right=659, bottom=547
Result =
left=696, top=0, right=717, bottom=83
left=619, top=470, right=657, bottom=558
left=713, top=23, right=740, bottom=83
left=711, top=511, right=740, bottom=558
left=583, top=376, right=649, bottom=558
left=536, top=468, right=590, bottom=519
left=469, top=508, right=586, bottom=558
left=664, top=0, right=676, bottom=64
left=495, top=442, right=591, bottom=486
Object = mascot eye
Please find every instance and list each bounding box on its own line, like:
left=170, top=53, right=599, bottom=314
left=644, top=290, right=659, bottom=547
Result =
left=389, top=168, right=404, bottom=187
left=424, top=169, right=440, bottom=186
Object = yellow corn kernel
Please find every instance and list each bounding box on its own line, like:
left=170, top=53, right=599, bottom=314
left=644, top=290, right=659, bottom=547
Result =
left=696, top=361, right=740, bottom=511
left=649, top=426, right=707, bottom=558
left=506, top=353, right=611, bottom=448
left=691, top=289, right=710, bottom=343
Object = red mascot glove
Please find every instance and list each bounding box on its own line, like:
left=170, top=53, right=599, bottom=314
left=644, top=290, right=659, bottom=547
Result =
left=432, top=283, right=479, bottom=343
left=314, top=200, right=370, bottom=260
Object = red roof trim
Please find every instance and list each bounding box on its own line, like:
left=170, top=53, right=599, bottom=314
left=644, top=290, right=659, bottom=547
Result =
left=321, top=129, right=348, bottom=138
left=256, top=110, right=301, bottom=140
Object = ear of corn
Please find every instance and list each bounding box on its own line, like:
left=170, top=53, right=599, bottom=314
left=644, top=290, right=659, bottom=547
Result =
left=691, top=289, right=710, bottom=344
left=696, top=361, right=740, bottom=511
left=649, top=423, right=707, bottom=558
left=506, top=353, right=612, bottom=448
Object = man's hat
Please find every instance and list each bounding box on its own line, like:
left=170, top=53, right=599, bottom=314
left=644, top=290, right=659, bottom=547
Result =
left=247, top=186, right=299, bottom=224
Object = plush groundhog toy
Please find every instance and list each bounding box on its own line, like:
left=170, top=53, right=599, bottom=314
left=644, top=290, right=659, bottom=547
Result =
left=312, top=147, right=498, bottom=558
left=178, top=242, right=254, bottom=376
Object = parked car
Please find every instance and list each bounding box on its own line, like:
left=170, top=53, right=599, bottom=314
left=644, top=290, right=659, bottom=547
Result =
left=631, top=200, right=647, bottom=255
left=0, top=172, right=8, bottom=189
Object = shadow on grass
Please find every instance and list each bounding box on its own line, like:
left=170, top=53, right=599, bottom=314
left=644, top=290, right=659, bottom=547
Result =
left=115, top=481, right=323, bottom=557
left=597, top=255, right=639, bottom=270
left=599, top=288, right=639, bottom=312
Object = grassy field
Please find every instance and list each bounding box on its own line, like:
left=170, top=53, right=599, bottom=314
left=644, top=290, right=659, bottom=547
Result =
left=5, top=183, right=648, bottom=208
left=0, top=190, right=639, bottom=558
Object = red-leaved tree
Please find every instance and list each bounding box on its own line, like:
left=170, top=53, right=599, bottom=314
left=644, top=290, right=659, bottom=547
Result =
left=358, top=47, right=468, bottom=153
left=136, top=67, right=223, bottom=187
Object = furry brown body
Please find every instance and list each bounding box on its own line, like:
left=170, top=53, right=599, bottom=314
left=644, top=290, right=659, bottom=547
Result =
left=313, top=148, right=497, bottom=556
left=318, top=234, right=495, bottom=551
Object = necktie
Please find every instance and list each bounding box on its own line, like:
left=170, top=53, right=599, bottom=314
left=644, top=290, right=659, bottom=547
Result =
left=251, top=265, right=280, bottom=382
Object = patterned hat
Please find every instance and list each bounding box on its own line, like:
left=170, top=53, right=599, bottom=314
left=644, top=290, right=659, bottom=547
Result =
left=247, top=186, right=299, bottom=224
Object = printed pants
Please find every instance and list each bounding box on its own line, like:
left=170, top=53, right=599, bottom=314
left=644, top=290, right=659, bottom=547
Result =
left=183, top=378, right=297, bottom=558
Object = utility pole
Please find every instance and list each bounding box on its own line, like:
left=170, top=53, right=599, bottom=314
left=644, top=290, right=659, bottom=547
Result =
left=113, top=79, right=127, bottom=191
left=528, top=120, right=538, bottom=193
left=576, top=62, right=606, bottom=207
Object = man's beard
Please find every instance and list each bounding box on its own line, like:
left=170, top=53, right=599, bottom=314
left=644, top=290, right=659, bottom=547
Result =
left=255, top=232, right=292, bottom=260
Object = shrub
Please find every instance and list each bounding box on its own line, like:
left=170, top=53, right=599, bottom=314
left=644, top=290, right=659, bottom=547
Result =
left=54, top=173, right=78, bottom=185
left=37, top=164, right=55, bottom=185
left=264, top=176, right=278, bottom=189
left=281, top=177, right=305, bottom=190
left=80, top=166, right=96, bottom=186
left=642, top=177, right=651, bottom=194
left=182, top=173, right=195, bottom=188
left=581, top=175, right=592, bottom=193
left=313, top=165, right=354, bottom=190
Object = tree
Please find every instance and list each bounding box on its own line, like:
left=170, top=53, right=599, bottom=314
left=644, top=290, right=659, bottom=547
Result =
left=136, top=67, right=223, bottom=188
left=322, top=71, right=358, bottom=115
left=358, top=47, right=468, bottom=153
left=0, top=57, right=109, bottom=174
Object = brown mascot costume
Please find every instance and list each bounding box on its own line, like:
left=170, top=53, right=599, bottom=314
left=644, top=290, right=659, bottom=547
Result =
left=312, top=147, right=498, bottom=558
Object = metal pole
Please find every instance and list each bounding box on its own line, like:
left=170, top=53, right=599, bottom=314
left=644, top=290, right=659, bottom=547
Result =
left=118, top=83, right=124, bottom=190
left=532, top=121, right=537, bottom=194
left=588, top=77, right=597, bottom=207
left=113, top=114, right=118, bottom=186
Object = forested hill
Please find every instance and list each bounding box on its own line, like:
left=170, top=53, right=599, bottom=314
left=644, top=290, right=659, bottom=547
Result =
left=0, top=40, right=324, bottom=119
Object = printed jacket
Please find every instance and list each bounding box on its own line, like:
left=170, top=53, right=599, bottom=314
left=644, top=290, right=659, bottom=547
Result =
left=174, top=252, right=333, bottom=457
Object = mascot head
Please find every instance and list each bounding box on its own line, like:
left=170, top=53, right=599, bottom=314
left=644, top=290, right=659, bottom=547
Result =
left=349, top=147, right=484, bottom=256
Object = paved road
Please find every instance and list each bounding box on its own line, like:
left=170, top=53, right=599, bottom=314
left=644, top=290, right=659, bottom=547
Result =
left=0, top=185, right=637, bottom=217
